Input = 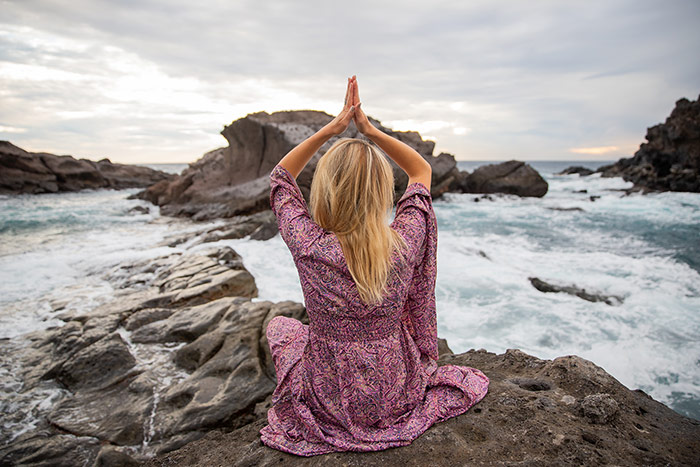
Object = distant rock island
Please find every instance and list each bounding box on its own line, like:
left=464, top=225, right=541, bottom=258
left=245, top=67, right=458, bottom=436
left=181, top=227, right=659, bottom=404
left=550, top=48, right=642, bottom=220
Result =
left=135, top=111, right=548, bottom=221
left=560, top=94, right=700, bottom=193
left=0, top=141, right=173, bottom=194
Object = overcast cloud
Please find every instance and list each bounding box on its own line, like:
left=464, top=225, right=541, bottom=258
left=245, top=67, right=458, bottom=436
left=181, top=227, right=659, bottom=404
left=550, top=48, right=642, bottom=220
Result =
left=1, top=0, right=698, bottom=163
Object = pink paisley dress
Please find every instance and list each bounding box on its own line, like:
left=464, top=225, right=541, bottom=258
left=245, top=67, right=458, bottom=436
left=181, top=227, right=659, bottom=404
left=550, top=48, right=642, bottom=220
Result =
left=260, top=164, right=489, bottom=456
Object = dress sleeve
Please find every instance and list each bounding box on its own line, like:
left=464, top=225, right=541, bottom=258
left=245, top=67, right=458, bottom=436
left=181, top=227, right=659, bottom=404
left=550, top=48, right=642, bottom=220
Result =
left=269, top=164, right=323, bottom=259
left=392, top=183, right=439, bottom=366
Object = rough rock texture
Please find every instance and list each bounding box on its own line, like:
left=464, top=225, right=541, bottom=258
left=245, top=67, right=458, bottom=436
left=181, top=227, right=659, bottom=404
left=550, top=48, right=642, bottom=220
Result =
left=0, top=246, right=267, bottom=465
left=529, top=277, right=624, bottom=306
left=452, top=160, right=549, bottom=197
left=597, top=95, right=700, bottom=192
left=135, top=111, right=461, bottom=220
left=0, top=141, right=173, bottom=194
left=146, top=349, right=700, bottom=466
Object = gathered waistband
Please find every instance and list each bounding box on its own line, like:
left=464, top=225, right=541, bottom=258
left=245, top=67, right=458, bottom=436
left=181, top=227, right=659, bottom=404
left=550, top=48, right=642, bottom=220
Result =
left=309, top=312, right=400, bottom=341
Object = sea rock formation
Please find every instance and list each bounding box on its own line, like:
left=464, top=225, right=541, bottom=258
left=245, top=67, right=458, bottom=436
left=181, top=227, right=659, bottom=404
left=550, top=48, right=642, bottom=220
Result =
left=557, top=165, right=595, bottom=176
left=0, top=141, right=173, bottom=194
left=596, top=95, right=700, bottom=192
left=452, top=160, right=549, bottom=197
left=529, top=277, right=624, bottom=306
left=135, top=110, right=461, bottom=220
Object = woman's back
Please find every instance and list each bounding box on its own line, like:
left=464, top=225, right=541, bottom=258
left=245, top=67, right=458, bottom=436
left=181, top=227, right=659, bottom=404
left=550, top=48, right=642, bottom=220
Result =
left=260, top=164, right=488, bottom=456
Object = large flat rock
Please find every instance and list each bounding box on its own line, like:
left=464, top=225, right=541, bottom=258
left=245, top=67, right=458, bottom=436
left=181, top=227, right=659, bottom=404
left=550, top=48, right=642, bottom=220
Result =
left=146, top=349, right=700, bottom=466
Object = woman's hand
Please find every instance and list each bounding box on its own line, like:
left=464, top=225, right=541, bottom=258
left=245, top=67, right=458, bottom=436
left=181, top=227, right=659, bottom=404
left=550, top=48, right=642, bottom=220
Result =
left=351, top=77, right=376, bottom=136
left=324, top=76, right=357, bottom=136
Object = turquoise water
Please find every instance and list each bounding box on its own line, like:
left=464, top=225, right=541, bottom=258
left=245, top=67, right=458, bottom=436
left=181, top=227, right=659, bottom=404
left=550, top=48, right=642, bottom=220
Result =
left=0, top=161, right=699, bottom=426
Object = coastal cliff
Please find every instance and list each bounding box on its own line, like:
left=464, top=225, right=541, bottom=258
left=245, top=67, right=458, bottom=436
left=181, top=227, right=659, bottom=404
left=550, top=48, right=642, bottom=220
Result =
left=560, top=95, right=700, bottom=193
left=1, top=243, right=698, bottom=466
left=597, top=94, right=700, bottom=192
left=0, top=141, right=173, bottom=194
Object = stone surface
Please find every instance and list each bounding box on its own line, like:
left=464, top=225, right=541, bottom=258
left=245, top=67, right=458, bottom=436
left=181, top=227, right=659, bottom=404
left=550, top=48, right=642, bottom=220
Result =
left=558, top=166, right=595, bottom=176
left=597, top=95, right=700, bottom=192
left=135, top=111, right=460, bottom=220
left=454, top=160, right=549, bottom=197
left=0, top=141, right=173, bottom=194
left=145, top=349, right=700, bottom=466
left=529, top=277, right=624, bottom=306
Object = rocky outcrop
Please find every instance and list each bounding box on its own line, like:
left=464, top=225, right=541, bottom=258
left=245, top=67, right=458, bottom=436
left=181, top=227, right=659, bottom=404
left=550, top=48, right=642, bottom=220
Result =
left=2, top=243, right=699, bottom=465
left=135, top=111, right=461, bottom=220
left=558, top=165, right=595, bottom=176
left=597, top=95, right=700, bottom=192
left=452, top=160, right=549, bottom=197
left=146, top=349, right=700, bottom=466
left=529, top=277, right=624, bottom=306
left=0, top=141, right=173, bottom=194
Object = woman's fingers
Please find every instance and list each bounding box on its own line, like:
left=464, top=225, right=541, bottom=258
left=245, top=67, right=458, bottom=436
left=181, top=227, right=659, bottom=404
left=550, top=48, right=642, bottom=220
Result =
left=343, top=78, right=353, bottom=110
left=353, top=77, right=361, bottom=106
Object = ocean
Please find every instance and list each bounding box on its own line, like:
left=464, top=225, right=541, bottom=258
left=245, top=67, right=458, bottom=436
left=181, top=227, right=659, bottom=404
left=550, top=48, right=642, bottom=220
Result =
left=1, top=160, right=699, bottom=440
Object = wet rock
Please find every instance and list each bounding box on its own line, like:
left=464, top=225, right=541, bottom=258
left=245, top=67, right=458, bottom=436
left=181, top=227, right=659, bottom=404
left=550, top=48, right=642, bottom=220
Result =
left=529, top=277, right=624, bottom=306
left=146, top=349, right=700, bottom=466
left=55, top=332, right=136, bottom=391
left=48, top=375, right=152, bottom=445
left=128, top=205, right=150, bottom=214
left=455, top=160, right=548, bottom=197
left=0, top=433, right=101, bottom=467
left=597, top=94, right=700, bottom=192
left=94, top=445, right=140, bottom=467
left=0, top=141, right=173, bottom=194
left=546, top=206, right=585, bottom=212
left=135, top=111, right=459, bottom=220
left=558, top=166, right=594, bottom=176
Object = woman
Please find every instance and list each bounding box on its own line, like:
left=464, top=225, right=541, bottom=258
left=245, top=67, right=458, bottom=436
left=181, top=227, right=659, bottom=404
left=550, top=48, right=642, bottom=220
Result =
left=260, top=76, right=489, bottom=456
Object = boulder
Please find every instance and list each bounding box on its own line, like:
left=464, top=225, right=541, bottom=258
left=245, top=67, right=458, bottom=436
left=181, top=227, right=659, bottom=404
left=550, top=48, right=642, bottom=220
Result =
left=0, top=141, right=173, bottom=194
left=455, top=160, right=548, bottom=197
left=135, top=111, right=459, bottom=220
left=145, top=349, right=700, bottom=466
left=597, top=95, right=700, bottom=192
left=558, top=165, right=594, bottom=176
left=529, top=277, right=624, bottom=306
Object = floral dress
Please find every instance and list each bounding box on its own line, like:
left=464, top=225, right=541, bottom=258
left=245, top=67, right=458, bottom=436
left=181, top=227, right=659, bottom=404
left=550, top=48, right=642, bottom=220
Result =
left=260, top=164, right=489, bottom=456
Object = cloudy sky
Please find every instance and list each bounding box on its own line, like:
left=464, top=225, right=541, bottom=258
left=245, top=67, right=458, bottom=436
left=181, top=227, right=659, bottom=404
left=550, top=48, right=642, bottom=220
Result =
left=1, top=0, right=698, bottom=163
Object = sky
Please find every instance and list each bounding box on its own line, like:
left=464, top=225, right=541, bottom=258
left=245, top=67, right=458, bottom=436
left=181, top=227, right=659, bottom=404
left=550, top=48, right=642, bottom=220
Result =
left=1, top=0, right=699, bottom=163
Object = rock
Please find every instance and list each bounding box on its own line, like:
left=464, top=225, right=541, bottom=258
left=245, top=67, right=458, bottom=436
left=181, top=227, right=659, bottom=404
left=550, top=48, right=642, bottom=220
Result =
left=0, top=433, right=101, bottom=467
left=546, top=206, right=585, bottom=212
left=94, top=445, right=140, bottom=467
left=145, top=349, right=700, bottom=466
left=455, top=160, right=549, bottom=197
left=529, top=277, right=624, bottom=306
left=55, top=332, right=137, bottom=391
left=128, top=205, right=150, bottom=214
left=597, top=95, right=700, bottom=192
left=134, top=111, right=459, bottom=220
left=579, top=393, right=620, bottom=424
left=48, top=375, right=152, bottom=446
left=0, top=141, right=173, bottom=194
left=558, top=166, right=594, bottom=176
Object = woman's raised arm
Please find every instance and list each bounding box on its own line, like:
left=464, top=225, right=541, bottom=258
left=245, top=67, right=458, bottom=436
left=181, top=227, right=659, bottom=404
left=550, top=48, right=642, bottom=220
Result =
left=352, top=79, right=432, bottom=190
left=277, top=77, right=357, bottom=179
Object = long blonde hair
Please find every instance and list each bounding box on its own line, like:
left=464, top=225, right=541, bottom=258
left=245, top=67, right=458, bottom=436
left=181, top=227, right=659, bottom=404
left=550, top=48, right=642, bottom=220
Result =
left=310, top=138, right=406, bottom=304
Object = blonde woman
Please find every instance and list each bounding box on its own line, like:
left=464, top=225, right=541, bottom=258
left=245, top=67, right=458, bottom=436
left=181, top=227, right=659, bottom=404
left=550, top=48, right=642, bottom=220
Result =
left=260, top=76, right=489, bottom=456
